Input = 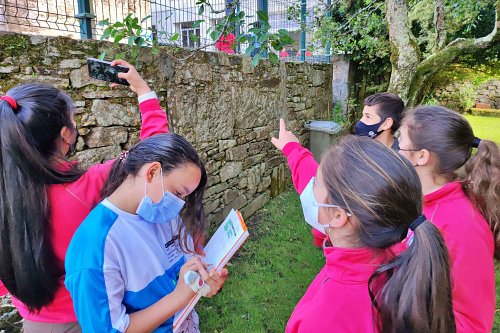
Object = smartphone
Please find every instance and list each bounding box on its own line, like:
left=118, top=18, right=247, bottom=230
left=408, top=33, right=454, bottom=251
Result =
left=87, top=58, right=130, bottom=86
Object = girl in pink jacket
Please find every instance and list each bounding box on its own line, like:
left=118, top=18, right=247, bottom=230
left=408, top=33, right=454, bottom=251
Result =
left=0, top=60, right=168, bottom=332
left=398, top=106, right=499, bottom=333
left=273, top=132, right=455, bottom=332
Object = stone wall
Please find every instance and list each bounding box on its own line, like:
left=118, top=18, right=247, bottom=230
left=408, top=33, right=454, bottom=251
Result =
left=331, top=55, right=351, bottom=114
left=0, top=32, right=332, bottom=226
left=433, top=78, right=500, bottom=112
left=0, top=31, right=332, bottom=331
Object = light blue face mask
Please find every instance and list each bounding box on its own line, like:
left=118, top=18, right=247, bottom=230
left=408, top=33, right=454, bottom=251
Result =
left=136, top=167, right=185, bottom=223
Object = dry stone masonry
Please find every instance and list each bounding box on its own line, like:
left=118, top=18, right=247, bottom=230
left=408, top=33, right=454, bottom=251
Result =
left=0, top=32, right=333, bottom=330
left=433, top=79, right=500, bottom=111
left=0, top=32, right=332, bottom=225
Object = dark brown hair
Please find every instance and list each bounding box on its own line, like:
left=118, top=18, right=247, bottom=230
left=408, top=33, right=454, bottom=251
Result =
left=405, top=106, right=500, bottom=258
left=364, top=93, right=405, bottom=133
left=0, top=84, right=84, bottom=311
left=321, top=136, right=455, bottom=333
left=101, top=133, right=207, bottom=255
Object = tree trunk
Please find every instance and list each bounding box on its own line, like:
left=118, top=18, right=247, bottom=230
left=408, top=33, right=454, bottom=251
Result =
left=385, top=0, right=421, bottom=105
left=387, top=0, right=499, bottom=108
left=434, top=0, right=446, bottom=50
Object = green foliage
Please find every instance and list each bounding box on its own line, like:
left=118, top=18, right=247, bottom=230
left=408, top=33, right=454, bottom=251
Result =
left=422, top=96, right=440, bottom=105
left=470, top=108, right=500, bottom=118
left=331, top=102, right=349, bottom=127
left=431, top=64, right=497, bottom=88
left=443, top=86, right=477, bottom=113
left=409, top=0, right=497, bottom=56
left=425, top=76, right=479, bottom=114
left=0, top=34, right=29, bottom=57
left=98, top=14, right=179, bottom=63
left=312, top=0, right=390, bottom=71
left=204, top=4, right=294, bottom=66
left=426, top=63, right=499, bottom=113
left=99, top=3, right=294, bottom=66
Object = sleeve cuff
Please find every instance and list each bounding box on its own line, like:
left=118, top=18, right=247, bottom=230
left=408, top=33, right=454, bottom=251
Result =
left=282, top=142, right=303, bottom=157
left=138, top=91, right=157, bottom=104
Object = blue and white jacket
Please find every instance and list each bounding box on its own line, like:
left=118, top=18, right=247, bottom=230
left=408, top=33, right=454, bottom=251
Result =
left=65, top=199, right=192, bottom=332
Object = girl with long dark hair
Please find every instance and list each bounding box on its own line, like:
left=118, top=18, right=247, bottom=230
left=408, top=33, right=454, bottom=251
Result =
left=65, top=133, right=228, bottom=333
left=0, top=59, right=169, bottom=332
left=398, top=106, right=499, bottom=332
left=283, top=136, right=455, bottom=332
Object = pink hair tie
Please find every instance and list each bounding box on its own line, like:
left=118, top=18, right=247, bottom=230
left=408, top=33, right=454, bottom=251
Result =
left=1, top=95, right=18, bottom=111
left=119, top=151, right=129, bottom=161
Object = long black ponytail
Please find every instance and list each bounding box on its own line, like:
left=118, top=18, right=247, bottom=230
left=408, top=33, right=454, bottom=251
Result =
left=0, top=84, right=84, bottom=311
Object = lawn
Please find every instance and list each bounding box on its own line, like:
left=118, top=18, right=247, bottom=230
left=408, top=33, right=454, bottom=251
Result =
left=464, top=114, right=500, bottom=144
left=197, top=189, right=500, bottom=332
left=197, top=191, right=324, bottom=332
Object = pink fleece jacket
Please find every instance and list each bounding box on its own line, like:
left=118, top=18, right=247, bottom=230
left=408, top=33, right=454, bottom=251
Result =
left=423, top=181, right=495, bottom=333
left=0, top=97, right=168, bottom=323
left=286, top=245, right=392, bottom=333
left=282, top=141, right=496, bottom=333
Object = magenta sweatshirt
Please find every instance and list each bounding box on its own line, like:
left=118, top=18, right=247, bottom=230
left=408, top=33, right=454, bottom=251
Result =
left=282, top=142, right=496, bottom=333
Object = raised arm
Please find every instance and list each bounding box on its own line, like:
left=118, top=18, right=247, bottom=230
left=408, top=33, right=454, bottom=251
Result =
left=271, top=119, right=319, bottom=194
left=85, top=60, right=170, bottom=180
left=111, top=59, right=169, bottom=140
left=272, top=119, right=324, bottom=247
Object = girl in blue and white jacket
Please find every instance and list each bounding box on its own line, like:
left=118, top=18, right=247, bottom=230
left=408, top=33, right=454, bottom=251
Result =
left=65, top=133, right=228, bottom=333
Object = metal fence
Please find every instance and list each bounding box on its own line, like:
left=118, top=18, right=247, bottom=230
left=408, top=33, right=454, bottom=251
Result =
left=0, top=0, right=330, bottom=63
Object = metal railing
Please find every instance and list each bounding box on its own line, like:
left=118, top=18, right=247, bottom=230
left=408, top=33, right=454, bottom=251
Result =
left=0, top=0, right=330, bottom=63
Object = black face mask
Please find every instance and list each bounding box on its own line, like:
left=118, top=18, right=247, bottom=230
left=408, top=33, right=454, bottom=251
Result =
left=354, top=119, right=386, bottom=138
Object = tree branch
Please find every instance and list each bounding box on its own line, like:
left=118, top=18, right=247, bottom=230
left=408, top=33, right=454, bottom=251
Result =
left=433, top=0, right=446, bottom=50
left=406, top=0, right=499, bottom=107
left=417, top=0, right=498, bottom=76
left=166, top=3, right=237, bottom=62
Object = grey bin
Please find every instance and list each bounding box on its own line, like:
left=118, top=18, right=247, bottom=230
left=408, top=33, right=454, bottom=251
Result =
left=305, top=120, right=343, bottom=162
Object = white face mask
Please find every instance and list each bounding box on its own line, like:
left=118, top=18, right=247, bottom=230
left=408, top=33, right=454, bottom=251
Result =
left=299, top=177, right=347, bottom=235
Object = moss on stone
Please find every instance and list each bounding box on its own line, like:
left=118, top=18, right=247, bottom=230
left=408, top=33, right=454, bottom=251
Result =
left=0, top=34, right=30, bottom=58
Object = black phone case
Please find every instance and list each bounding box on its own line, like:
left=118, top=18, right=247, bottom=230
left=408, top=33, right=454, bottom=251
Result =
left=87, top=58, right=130, bottom=86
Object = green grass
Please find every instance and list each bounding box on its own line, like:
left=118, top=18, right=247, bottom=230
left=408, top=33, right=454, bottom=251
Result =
left=464, top=114, right=500, bottom=144
left=197, top=191, right=324, bottom=332
left=197, top=189, right=500, bottom=332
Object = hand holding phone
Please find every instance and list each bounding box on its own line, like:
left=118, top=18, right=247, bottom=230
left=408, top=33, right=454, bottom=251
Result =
left=87, top=58, right=152, bottom=96
left=87, top=58, right=130, bottom=86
